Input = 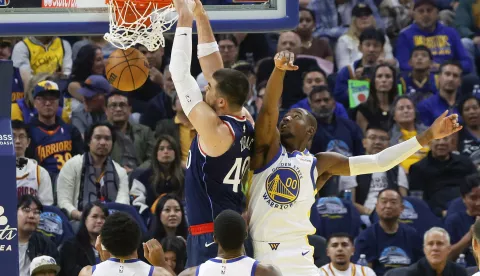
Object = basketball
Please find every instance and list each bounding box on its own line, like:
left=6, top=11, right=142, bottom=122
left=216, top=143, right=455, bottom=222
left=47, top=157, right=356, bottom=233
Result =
left=105, top=48, right=150, bottom=92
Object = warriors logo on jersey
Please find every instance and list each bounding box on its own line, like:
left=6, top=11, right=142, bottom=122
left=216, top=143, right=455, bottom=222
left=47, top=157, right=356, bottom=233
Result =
left=263, top=167, right=301, bottom=210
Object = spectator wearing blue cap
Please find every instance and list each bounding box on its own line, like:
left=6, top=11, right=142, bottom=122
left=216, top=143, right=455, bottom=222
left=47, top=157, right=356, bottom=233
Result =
left=71, top=75, right=111, bottom=136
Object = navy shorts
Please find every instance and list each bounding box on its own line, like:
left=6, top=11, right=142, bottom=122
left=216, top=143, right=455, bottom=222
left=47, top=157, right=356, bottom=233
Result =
left=186, top=232, right=218, bottom=268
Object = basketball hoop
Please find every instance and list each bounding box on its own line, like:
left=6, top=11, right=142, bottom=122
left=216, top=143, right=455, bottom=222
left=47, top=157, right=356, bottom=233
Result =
left=104, top=0, right=177, bottom=51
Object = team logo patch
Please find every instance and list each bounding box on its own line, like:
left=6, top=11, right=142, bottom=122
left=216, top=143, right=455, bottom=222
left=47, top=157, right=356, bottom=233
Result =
left=263, top=167, right=300, bottom=210
left=268, top=243, right=280, bottom=250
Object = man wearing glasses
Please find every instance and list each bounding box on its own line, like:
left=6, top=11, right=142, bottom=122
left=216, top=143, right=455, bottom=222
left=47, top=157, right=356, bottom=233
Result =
left=26, top=80, right=84, bottom=182
left=17, top=195, right=58, bottom=276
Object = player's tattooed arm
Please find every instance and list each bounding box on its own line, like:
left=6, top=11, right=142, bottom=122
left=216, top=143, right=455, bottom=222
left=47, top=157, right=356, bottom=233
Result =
left=252, top=51, right=297, bottom=170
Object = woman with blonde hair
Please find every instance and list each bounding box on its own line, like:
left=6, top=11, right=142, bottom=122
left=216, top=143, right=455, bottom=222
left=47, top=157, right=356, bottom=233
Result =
left=11, top=73, right=69, bottom=123
left=335, top=3, right=394, bottom=69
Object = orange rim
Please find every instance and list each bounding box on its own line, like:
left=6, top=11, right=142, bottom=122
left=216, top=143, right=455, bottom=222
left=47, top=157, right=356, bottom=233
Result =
left=106, top=0, right=173, bottom=25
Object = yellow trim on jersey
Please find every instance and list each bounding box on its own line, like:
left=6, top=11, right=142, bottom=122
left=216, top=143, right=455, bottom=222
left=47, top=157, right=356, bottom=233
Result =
left=11, top=103, right=23, bottom=121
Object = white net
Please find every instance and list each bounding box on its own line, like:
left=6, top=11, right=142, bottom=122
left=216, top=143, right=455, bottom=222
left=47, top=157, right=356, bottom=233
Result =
left=104, top=0, right=178, bottom=51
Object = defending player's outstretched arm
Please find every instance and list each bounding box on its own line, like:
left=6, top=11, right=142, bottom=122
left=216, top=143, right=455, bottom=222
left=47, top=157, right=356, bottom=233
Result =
left=251, top=51, right=298, bottom=171
left=170, top=0, right=234, bottom=157
left=313, top=110, right=462, bottom=190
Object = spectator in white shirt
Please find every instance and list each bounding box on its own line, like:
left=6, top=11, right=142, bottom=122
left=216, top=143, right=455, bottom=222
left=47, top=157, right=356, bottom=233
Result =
left=13, top=120, right=54, bottom=206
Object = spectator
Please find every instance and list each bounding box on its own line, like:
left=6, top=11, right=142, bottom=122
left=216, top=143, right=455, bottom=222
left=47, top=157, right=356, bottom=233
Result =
left=395, top=0, right=472, bottom=73
left=25, top=80, right=83, bottom=180
left=71, top=75, right=110, bottom=136
left=354, top=63, right=398, bottom=133
left=65, top=45, right=105, bottom=115
left=457, top=95, right=480, bottom=166
left=11, top=74, right=69, bottom=124
left=378, top=0, right=414, bottom=41
left=17, top=195, right=58, bottom=276
left=161, top=237, right=187, bottom=275
left=417, top=61, right=463, bottom=126
left=354, top=188, right=423, bottom=276
left=309, top=85, right=364, bottom=156
left=456, top=0, right=480, bottom=74
left=402, top=227, right=468, bottom=276
left=13, top=120, right=54, bottom=205
left=233, top=33, right=274, bottom=66
left=163, top=65, right=175, bottom=98
left=29, top=256, right=61, bottom=276
left=307, top=0, right=384, bottom=40
left=106, top=92, right=156, bottom=172
left=409, top=135, right=476, bottom=217
left=254, top=81, right=267, bottom=120
left=149, top=194, right=188, bottom=243
left=334, top=28, right=386, bottom=108
left=339, top=125, right=408, bottom=216
left=232, top=61, right=257, bottom=117
left=445, top=173, right=480, bottom=266
left=389, top=96, right=429, bottom=173
left=319, top=233, right=376, bottom=276
left=72, top=36, right=116, bottom=60
left=58, top=202, right=108, bottom=276
left=336, top=3, right=395, bottom=69
left=155, top=93, right=197, bottom=166
left=56, top=122, right=130, bottom=221
left=216, top=34, right=239, bottom=69
left=399, top=45, right=438, bottom=104
left=291, top=68, right=349, bottom=119
left=131, top=135, right=185, bottom=216
left=0, top=41, right=25, bottom=103
left=295, top=7, right=334, bottom=62
left=12, top=36, right=73, bottom=78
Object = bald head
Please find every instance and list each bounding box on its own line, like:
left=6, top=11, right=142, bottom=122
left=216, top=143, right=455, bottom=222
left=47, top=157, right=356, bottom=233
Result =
left=277, top=32, right=301, bottom=55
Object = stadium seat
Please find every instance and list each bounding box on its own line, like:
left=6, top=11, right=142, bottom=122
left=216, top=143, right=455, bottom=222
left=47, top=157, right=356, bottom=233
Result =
left=105, top=202, right=148, bottom=235
left=310, top=197, right=362, bottom=239
left=371, top=196, right=443, bottom=236
left=37, top=205, right=75, bottom=248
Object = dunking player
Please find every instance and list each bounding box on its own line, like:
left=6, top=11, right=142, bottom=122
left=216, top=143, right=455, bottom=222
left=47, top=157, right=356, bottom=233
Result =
left=179, top=210, right=282, bottom=276
left=247, top=51, right=462, bottom=276
left=79, top=212, right=174, bottom=276
left=169, top=0, right=254, bottom=267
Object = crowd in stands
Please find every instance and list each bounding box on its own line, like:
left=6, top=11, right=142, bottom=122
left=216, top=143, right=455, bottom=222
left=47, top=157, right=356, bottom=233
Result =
left=6, top=0, right=480, bottom=275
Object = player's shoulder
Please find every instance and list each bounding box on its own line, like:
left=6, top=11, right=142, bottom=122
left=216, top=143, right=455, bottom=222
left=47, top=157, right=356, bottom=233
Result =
left=78, top=265, right=93, bottom=276
left=255, top=263, right=282, bottom=276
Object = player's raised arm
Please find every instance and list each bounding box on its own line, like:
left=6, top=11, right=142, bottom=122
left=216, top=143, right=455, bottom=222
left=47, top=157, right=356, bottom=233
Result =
left=251, top=51, right=298, bottom=170
left=314, top=111, right=462, bottom=189
left=192, top=0, right=223, bottom=82
left=170, top=0, right=233, bottom=157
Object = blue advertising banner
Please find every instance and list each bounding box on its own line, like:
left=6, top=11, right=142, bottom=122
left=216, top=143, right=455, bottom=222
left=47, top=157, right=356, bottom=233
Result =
left=0, top=60, right=19, bottom=276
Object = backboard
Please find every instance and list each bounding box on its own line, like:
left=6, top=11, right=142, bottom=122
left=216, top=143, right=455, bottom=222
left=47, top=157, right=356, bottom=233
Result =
left=0, top=0, right=298, bottom=36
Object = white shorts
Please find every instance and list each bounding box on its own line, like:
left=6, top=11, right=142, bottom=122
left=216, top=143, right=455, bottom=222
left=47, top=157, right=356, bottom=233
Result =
left=253, top=238, right=319, bottom=276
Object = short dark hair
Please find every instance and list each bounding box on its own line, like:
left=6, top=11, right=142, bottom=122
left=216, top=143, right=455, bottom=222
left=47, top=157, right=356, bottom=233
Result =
left=216, top=34, right=238, bottom=47
left=461, top=173, right=480, bottom=197
left=214, top=210, right=246, bottom=251
left=11, top=120, right=29, bottom=138
left=101, top=212, right=142, bottom=257
left=212, top=68, right=250, bottom=109
left=106, top=90, right=131, bottom=106
left=365, top=123, right=389, bottom=134
left=17, top=195, right=43, bottom=212
left=302, top=67, right=327, bottom=82
left=309, top=85, right=331, bottom=99
left=84, top=122, right=116, bottom=152
left=327, top=232, right=354, bottom=245
left=410, top=45, right=433, bottom=60
left=439, top=60, right=463, bottom=74
left=299, top=7, right=316, bottom=22
left=459, top=95, right=480, bottom=117
left=359, top=28, right=386, bottom=46
left=378, top=188, right=403, bottom=201
left=231, top=61, right=254, bottom=76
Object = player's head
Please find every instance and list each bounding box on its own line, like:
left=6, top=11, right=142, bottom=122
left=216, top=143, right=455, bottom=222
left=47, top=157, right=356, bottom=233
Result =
left=213, top=210, right=247, bottom=252
left=279, top=108, right=317, bottom=150
left=100, top=212, right=142, bottom=258
left=205, top=68, right=250, bottom=113
left=326, top=233, right=355, bottom=266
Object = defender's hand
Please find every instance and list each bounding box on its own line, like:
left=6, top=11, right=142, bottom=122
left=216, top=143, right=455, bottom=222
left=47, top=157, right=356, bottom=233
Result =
left=274, top=51, right=299, bottom=71
left=143, top=239, right=167, bottom=267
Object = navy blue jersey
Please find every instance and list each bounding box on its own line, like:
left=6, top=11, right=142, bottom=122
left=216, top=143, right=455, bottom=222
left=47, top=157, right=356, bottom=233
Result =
left=185, top=115, right=254, bottom=226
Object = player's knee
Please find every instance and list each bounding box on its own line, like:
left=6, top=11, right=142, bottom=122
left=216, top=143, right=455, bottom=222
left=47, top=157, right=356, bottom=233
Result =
left=170, top=50, right=190, bottom=82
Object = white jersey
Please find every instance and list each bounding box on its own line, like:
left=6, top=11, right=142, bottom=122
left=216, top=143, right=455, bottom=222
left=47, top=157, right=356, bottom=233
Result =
left=197, top=256, right=258, bottom=276
left=92, top=258, right=153, bottom=276
left=16, top=158, right=54, bottom=205
left=248, top=146, right=318, bottom=241
left=319, top=263, right=377, bottom=276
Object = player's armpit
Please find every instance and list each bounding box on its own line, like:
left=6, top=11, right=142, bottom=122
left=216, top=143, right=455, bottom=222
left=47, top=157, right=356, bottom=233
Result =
left=78, top=265, right=93, bottom=276
left=255, top=264, right=283, bottom=276
left=315, top=152, right=351, bottom=177
left=190, top=102, right=234, bottom=157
